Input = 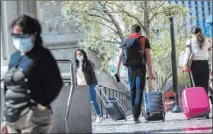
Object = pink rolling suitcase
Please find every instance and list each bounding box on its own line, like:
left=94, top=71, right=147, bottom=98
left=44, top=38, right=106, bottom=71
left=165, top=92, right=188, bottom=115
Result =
left=181, top=72, right=210, bottom=120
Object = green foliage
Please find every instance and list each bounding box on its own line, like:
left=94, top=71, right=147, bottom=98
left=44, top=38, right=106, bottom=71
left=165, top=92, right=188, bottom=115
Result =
left=177, top=71, right=191, bottom=86
left=42, top=1, right=190, bottom=88
left=43, top=1, right=56, bottom=6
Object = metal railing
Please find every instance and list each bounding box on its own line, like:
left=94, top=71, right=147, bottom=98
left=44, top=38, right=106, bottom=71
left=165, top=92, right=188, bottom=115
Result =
left=96, top=85, right=131, bottom=118
left=56, top=60, right=75, bottom=133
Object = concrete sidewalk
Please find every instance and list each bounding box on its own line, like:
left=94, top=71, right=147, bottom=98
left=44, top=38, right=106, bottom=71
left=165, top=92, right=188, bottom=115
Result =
left=92, top=111, right=212, bottom=133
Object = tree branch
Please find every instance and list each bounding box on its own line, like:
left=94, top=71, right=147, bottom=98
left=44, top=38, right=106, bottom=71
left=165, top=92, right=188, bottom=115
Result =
left=149, top=2, right=166, bottom=22
left=102, top=40, right=121, bottom=44
left=84, top=10, right=112, bottom=23
left=161, top=73, right=172, bottom=90
left=98, top=2, right=124, bottom=40
left=115, top=3, right=146, bottom=31
left=89, top=48, right=105, bottom=60
left=140, top=1, right=145, bottom=10
left=86, top=18, right=118, bottom=34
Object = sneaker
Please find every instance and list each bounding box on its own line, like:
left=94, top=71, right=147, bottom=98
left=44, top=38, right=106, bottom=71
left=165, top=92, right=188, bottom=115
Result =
left=95, top=116, right=103, bottom=124
left=134, top=118, right=141, bottom=124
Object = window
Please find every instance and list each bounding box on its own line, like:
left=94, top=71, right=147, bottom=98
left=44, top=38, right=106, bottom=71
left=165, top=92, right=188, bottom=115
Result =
left=201, top=1, right=204, bottom=6
left=202, top=13, right=205, bottom=19
left=188, top=1, right=191, bottom=8
left=208, top=7, right=211, bottom=15
left=196, top=12, right=199, bottom=23
left=208, top=2, right=211, bottom=15
left=181, top=1, right=184, bottom=6
left=208, top=1, right=211, bottom=7
left=195, top=6, right=198, bottom=12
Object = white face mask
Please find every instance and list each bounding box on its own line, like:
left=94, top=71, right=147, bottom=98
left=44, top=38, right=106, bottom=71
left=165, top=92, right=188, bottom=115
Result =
left=77, top=56, right=84, bottom=61
left=13, top=37, right=34, bottom=53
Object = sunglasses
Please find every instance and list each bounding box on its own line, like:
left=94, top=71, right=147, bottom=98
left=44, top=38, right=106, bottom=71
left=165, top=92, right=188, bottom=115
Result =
left=11, top=33, right=30, bottom=38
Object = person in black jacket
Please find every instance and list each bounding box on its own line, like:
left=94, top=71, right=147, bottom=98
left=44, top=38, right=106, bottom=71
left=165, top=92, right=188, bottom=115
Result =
left=2, top=15, right=62, bottom=133
left=74, top=49, right=103, bottom=124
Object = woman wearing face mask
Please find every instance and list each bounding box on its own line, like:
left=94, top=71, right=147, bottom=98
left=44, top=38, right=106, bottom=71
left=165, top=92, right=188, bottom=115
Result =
left=74, top=49, right=103, bottom=124
left=2, top=15, right=62, bottom=133
left=183, top=26, right=212, bottom=98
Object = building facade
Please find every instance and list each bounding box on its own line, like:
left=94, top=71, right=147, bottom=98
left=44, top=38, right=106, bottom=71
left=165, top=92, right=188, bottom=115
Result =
left=169, top=0, right=212, bottom=37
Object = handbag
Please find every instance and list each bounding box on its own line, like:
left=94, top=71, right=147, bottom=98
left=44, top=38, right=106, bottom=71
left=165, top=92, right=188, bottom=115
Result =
left=178, top=39, right=193, bottom=68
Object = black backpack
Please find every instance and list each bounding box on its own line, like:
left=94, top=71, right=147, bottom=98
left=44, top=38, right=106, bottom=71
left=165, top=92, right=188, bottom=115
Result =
left=121, top=36, right=146, bottom=67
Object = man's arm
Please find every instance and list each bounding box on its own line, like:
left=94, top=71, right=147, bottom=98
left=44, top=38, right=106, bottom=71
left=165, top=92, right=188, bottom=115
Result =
left=116, top=49, right=122, bottom=75
left=143, top=38, right=154, bottom=80
left=145, top=48, right=154, bottom=79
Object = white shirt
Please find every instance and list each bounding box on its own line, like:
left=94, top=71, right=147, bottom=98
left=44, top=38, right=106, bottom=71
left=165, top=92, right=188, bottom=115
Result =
left=186, top=38, right=211, bottom=61
left=76, top=62, right=87, bottom=85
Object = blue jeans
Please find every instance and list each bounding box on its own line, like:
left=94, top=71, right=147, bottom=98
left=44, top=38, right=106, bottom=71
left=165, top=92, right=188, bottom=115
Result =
left=128, top=68, right=146, bottom=118
left=89, top=83, right=101, bottom=116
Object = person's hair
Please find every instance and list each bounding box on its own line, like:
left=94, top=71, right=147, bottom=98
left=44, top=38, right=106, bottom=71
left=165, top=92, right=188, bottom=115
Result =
left=191, top=26, right=205, bottom=49
left=131, top=24, right=141, bottom=33
left=10, top=14, right=43, bottom=49
left=74, top=49, right=88, bottom=69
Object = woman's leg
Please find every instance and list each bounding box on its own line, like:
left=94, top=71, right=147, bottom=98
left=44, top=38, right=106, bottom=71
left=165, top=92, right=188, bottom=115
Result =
left=191, top=60, right=209, bottom=94
left=89, top=83, right=101, bottom=116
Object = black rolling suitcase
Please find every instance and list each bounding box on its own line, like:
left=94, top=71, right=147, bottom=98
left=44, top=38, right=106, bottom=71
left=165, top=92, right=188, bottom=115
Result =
left=143, top=79, right=165, bottom=123
left=95, top=85, right=128, bottom=121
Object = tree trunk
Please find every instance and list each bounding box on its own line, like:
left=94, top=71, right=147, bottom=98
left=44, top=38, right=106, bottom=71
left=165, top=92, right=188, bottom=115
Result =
left=144, top=1, right=150, bottom=39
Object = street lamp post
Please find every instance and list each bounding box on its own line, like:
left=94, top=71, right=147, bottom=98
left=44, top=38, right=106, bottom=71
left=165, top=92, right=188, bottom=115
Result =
left=169, top=17, right=182, bottom=113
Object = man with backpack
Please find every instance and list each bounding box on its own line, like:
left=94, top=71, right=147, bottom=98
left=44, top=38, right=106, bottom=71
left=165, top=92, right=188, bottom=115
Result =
left=116, top=24, right=154, bottom=123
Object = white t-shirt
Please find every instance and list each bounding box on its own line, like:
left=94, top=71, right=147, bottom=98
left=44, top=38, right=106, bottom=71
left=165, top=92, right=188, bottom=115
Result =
left=186, top=38, right=211, bottom=61
left=76, top=62, right=87, bottom=85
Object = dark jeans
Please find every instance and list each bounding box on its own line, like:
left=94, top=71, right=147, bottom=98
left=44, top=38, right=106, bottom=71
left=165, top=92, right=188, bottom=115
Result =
left=128, top=68, right=146, bottom=119
left=191, top=60, right=209, bottom=95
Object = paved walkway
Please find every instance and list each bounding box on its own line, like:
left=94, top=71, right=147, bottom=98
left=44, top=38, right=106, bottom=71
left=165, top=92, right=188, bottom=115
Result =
left=92, top=111, right=212, bottom=133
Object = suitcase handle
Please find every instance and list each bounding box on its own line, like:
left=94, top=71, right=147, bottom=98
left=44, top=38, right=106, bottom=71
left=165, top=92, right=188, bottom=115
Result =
left=182, top=71, right=195, bottom=88
left=95, top=85, right=113, bottom=106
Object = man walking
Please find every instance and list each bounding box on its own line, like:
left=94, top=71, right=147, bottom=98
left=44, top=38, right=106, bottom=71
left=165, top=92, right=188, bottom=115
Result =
left=116, top=24, right=154, bottom=123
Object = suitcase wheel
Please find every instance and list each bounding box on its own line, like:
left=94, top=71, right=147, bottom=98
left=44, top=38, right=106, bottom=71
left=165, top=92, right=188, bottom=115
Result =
left=206, top=115, right=209, bottom=119
left=145, top=114, right=149, bottom=123
left=162, top=117, right=165, bottom=122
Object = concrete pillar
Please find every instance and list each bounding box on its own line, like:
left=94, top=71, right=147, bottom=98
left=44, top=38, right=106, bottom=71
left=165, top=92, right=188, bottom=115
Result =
left=1, top=1, right=18, bottom=66
left=17, top=1, right=37, bottom=18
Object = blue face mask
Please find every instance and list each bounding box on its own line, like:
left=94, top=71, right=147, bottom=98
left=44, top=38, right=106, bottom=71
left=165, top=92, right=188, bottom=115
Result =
left=12, top=37, right=34, bottom=53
